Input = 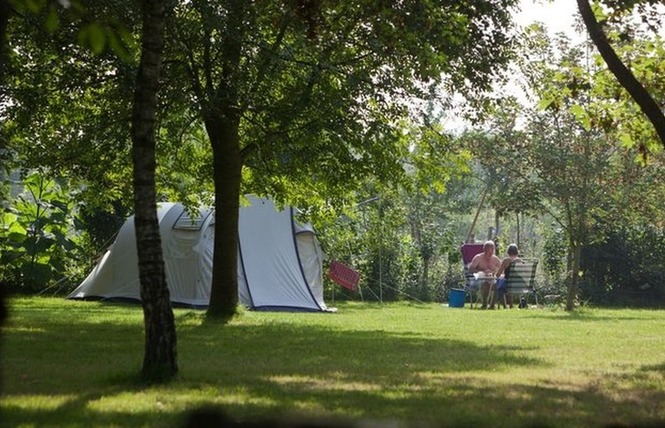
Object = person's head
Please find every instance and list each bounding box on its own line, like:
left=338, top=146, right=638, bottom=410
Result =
left=507, top=243, right=519, bottom=257
left=483, top=240, right=495, bottom=256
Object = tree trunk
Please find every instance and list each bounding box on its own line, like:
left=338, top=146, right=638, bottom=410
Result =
left=205, top=115, right=243, bottom=319
left=516, top=212, right=521, bottom=250
left=565, top=242, right=581, bottom=311
left=0, top=0, right=9, bottom=394
left=0, top=0, right=9, bottom=88
left=577, top=0, right=665, bottom=147
left=494, top=210, right=499, bottom=241
left=421, top=257, right=430, bottom=292
left=132, top=0, right=177, bottom=380
left=203, top=0, right=246, bottom=319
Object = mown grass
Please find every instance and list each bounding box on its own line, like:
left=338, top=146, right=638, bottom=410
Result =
left=1, top=297, right=665, bottom=427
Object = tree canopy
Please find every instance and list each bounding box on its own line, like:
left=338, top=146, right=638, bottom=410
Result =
left=157, top=0, right=521, bottom=316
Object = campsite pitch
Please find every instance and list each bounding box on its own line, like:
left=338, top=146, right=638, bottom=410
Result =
left=1, top=297, right=665, bottom=427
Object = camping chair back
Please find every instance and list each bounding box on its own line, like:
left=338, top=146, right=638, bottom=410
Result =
left=461, top=244, right=485, bottom=266
left=461, top=244, right=484, bottom=287
left=459, top=244, right=485, bottom=307
left=504, top=259, right=539, bottom=305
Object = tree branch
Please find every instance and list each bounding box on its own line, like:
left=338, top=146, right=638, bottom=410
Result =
left=241, top=13, right=292, bottom=110
left=577, top=0, right=665, bottom=147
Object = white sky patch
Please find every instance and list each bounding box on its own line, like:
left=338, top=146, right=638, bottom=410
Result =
left=439, top=1, right=588, bottom=133
left=515, top=0, right=586, bottom=42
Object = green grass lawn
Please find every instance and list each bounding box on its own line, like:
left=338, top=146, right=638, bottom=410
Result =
left=1, top=297, right=665, bottom=427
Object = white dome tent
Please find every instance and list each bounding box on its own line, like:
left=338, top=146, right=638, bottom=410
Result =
left=68, top=196, right=330, bottom=312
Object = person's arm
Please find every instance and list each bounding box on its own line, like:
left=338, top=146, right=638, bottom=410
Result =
left=496, top=258, right=510, bottom=277
left=490, top=255, right=503, bottom=276
left=468, top=255, right=480, bottom=273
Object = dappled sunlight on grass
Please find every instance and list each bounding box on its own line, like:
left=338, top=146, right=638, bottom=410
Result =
left=4, top=325, right=46, bottom=333
left=4, top=298, right=665, bottom=427
left=82, top=387, right=279, bottom=414
left=268, top=374, right=382, bottom=392
left=2, top=394, right=79, bottom=411
left=85, top=390, right=179, bottom=413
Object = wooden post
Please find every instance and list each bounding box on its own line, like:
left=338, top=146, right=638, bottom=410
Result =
left=466, top=184, right=489, bottom=244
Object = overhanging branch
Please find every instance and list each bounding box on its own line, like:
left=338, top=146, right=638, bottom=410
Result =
left=577, top=0, right=665, bottom=148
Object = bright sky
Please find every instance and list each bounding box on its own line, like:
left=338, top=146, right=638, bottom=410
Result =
left=442, top=0, right=663, bottom=131
left=515, top=0, right=585, bottom=42
left=516, top=0, right=665, bottom=40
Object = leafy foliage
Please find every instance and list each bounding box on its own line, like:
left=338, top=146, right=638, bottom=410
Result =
left=3, top=8, right=138, bottom=207
left=540, top=222, right=567, bottom=293
left=0, top=170, right=81, bottom=292
left=466, top=24, right=659, bottom=309
left=589, top=33, right=665, bottom=158
left=162, top=0, right=519, bottom=203
left=157, top=0, right=522, bottom=315
left=581, top=224, right=665, bottom=306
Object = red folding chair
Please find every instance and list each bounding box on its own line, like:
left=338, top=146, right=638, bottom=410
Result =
left=328, top=260, right=360, bottom=292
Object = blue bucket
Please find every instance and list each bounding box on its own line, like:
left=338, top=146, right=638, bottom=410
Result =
left=448, top=288, right=466, bottom=308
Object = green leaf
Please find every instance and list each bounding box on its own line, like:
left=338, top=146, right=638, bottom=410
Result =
left=24, top=236, right=56, bottom=256
left=25, top=0, right=46, bottom=14
left=569, top=104, right=591, bottom=130
left=1, top=212, right=18, bottom=226
left=106, top=31, right=131, bottom=62
left=7, top=231, right=27, bottom=244
left=79, top=23, right=106, bottom=55
left=537, top=96, right=555, bottom=111
left=45, top=7, right=60, bottom=33
left=89, top=24, right=106, bottom=54
left=8, top=221, right=27, bottom=236
left=619, top=132, right=634, bottom=148
left=590, top=2, right=607, bottom=21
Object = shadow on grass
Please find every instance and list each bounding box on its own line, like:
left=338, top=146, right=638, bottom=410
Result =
left=4, top=377, right=665, bottom=428
left=640, top=362, right=665, bottom=374
left=173, top=379, right=665, bottom=428
left=3, top=303, right=665, bottom=427
left=520, top=309, right=652, bottom=323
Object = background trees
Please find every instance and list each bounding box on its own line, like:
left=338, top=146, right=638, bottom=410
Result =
left=159, top=0, right=519, bottom=317
left=2, top=1, right=665, bottom=313
left=463, top=12, right=665, bottom=310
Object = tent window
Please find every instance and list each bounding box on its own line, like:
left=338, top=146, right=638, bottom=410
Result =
left=173, top=209, right=212, bottom=231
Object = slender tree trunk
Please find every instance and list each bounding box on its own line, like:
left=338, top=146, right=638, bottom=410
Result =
left=421, top=257, right=430, bottom=292
left=516, top=212, right=521, bottom=250
left=577, top=0, right=665, bottom=147
left=132, top=0, right=177, bottom=380
left=0, top=0, right=9, bottom=85
left=494, top=210, right=499, bottom=241
left=0, top=0, right=9, bottom=159
left=0, top=0, right=9, bottom=395
left=566, top=242, right=581, bottom=311
left=466, top=184, right=488, bottom=243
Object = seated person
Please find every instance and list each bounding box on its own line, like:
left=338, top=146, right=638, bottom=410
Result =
left=468, top=240, right=502, bottom=309
left=492, top=243, right=522, bottom=309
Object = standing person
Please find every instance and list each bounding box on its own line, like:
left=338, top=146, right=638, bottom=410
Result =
left=492, top=243, right=522, bottom=309
left=468, top=240, right=502, bottom=309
